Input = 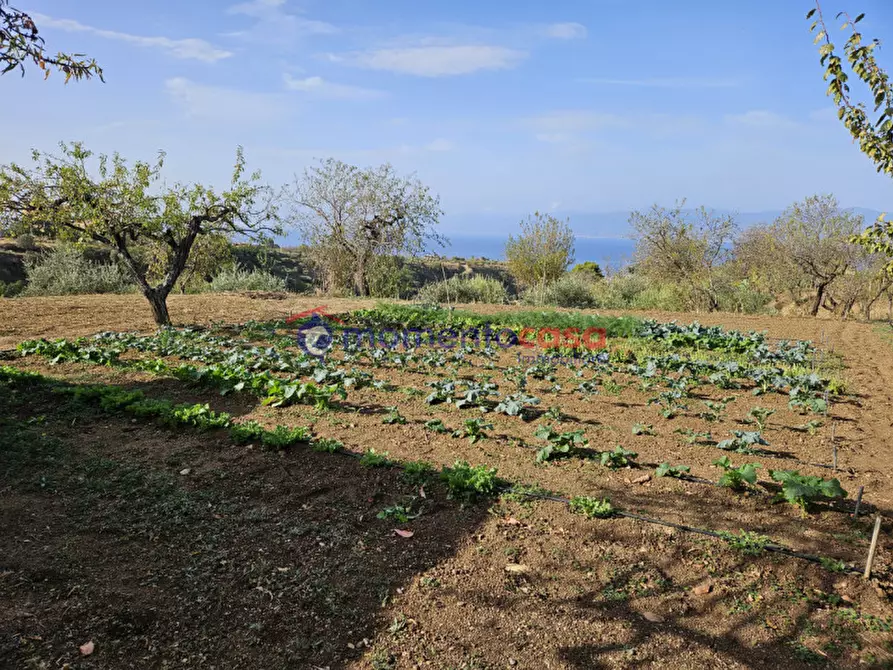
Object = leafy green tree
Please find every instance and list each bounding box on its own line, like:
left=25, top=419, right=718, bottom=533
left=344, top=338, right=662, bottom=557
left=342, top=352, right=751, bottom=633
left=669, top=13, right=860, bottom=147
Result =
left=770, top=194, right=862, bottom=316
left=629, top=200, right=735, bottom=311
left=505, top=211, right=575, bottom=287
left=807, top=5, right=893, bottom=273
left=0, top=142, right=279, bottom=325
left=289, top=158, right=444, bottom=296
left=1, top=1, right=103, bottom=81
left=570, top=260, right=604, bottom=279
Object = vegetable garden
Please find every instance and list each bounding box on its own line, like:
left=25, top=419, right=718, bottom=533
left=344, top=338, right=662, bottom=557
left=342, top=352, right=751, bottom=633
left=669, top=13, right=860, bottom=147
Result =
left=2, top=300, right=892, bottom=668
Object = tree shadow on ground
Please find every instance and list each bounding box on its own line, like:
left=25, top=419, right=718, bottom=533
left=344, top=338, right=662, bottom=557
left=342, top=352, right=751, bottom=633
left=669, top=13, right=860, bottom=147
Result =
left=0, top=373, right=492, bottom=669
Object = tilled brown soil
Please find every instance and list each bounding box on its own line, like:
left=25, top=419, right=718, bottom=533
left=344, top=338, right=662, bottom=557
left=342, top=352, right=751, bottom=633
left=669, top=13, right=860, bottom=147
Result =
left=2, top=294, right=893, bottom=668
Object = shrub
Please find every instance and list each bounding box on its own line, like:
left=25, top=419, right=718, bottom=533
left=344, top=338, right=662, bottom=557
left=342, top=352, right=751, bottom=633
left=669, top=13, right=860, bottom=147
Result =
left=522, top=273, right=596, bottom=308
left=23, top=245, right=136, bottom=296
left=416, top=275, right=508, bottom=304
left=14, top=233, right=37, bottom=251
left=0, top=280, right=26, bottom=298
left=570, top=261, right=604, bottom=279
left=205, top=265, right=287, bottom=292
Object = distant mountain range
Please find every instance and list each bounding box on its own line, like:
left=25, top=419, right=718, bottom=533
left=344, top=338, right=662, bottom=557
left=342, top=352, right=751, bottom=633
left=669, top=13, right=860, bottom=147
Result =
left=438, top=207, right=888, bottom=239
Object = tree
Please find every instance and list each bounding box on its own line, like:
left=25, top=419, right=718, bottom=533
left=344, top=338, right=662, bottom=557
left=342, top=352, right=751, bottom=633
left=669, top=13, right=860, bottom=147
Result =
left=1, top=0, right=103, bottom=81
left=570, top=261, right=604, bottom=280
left=288, top=158, right=444, bottom=296
left=770, top=195, right=862, bottom=316
left=807, top=5, right=893, bottom=272
left=0, top=142, right=279, bottom=325
left=505, top=212, right=575, bottom=287
left=629, top=201, right=735, bottom=311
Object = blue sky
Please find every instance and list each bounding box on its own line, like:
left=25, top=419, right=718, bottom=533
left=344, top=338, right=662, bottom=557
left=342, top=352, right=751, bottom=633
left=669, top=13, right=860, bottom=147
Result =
left=3, top=0, right=893, bottom=236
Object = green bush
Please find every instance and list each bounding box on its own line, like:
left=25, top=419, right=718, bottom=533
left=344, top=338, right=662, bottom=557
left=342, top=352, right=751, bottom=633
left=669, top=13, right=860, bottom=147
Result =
left=23, top=245, right=136, bottom=296
left=367, top=255, right=416, bottom=299
left=522, top=273, right=596, bottom=308
left=14, top=233, right=37, bottom=251
left=205, top=265, right=287, bottom=292
left=416, top=275, right=508, bottom=304
left=0, top=280, right=26, bottom=298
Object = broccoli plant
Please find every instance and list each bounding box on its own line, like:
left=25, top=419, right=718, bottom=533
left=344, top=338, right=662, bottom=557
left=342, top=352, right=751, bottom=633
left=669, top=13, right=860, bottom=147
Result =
left=712, top=456, right=760, bottom=490
left=494, top=392, right=540, bottom=418
left=655, top=462, right=691, bottom=478
left=788, top=387, right=828, bottom=415
left=423, top=418, right=449, bottom=434
left=533, top=424, right=588, bottom=463
left=797, top=419, right=824, bottom=436
left=700, top=396, right=736, bottom=423
left=455, top=380, right=499, bottom=410
left=424, top=379, right=457, bottom=405
left=769, top=470, right=847, bottom=512
left=717, top=430, right=769, bottom=455
left=543, top=406, right=564, bottom=421
left=747, top=407, right=775, bottom=432
left=382, top=406, right=407, bottom=425
left=452, top=418, right=493, bottom=444
left=600, top=445, right=638, bottom=469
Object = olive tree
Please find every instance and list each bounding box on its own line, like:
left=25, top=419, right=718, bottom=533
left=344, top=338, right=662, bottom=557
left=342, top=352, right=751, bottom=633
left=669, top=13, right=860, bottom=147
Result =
left=0, top=142, right=279, bottom=325
left=505, top=212, right=575, bottom=287
left=1, top=0, right=103, bottom=81
left=288, top=158, right=444, bottom=296
left=629, top=201, right=735, bottom=311
left=807, top=5, right=893, bottom=272
left=770, top=195, right=862, bottom=316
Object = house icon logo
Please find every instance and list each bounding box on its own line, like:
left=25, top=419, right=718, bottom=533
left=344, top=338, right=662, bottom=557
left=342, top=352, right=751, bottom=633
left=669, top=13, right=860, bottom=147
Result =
left=286, top=306, right=342, bottom=358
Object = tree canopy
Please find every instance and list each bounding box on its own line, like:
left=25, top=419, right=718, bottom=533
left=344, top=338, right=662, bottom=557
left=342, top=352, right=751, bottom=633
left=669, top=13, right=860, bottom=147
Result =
left=504, top=212, right=575, bottom=287
left=1, top=0, right=103, bottom=81
left=288, top=158, right=444, bottom=296
left=0, top=142, right=279, bottom=324
left=807, top=4, right=893, bottom=272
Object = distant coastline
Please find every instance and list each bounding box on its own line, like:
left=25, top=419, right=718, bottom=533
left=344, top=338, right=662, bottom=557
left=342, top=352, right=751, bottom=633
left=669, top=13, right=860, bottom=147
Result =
left=434, top=234, right=635, bottom=269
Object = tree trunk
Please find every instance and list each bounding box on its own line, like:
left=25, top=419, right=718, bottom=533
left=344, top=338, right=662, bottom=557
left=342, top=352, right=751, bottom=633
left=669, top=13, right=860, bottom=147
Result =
left=810, top=282, right=830, bottom=317
left=145, top=289, right=172, bottom=327
left=353, top=255, right=369, bottom=296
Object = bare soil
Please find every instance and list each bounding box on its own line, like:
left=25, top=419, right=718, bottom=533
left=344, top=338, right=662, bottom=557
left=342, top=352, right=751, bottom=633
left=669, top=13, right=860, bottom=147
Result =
left=2, top=294, right=893, bottom=669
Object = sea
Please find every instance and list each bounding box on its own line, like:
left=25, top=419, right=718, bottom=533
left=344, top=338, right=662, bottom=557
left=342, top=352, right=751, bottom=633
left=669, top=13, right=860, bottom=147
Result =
left=437, top=235, right=635, bottom=271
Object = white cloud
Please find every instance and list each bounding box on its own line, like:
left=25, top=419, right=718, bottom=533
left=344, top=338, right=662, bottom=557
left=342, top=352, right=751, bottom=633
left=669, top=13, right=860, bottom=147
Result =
left=544, top=23, right=587, bottom=39
left=580, top=76, right=739, bottom=88
left=425, top=138, right=454, bottom=152
left=724, top=110, right=798, bottom=128
left=325, top=45, right=526, bottom=77
left=283, top=74, right=385, bottom=100
left=32, top=14, right=232, bottom=62
left=165, top=77, right=287, bottom=123
left=225, top=0, right=338, bottom=47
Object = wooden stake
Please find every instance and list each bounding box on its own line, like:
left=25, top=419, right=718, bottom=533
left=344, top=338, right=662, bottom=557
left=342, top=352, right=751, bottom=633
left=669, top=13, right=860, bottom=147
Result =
left=864, top=515, right=883, bottom=579
left=831, top=423, right=837, bottom=471
left=852, top=486, right=864, bottom=519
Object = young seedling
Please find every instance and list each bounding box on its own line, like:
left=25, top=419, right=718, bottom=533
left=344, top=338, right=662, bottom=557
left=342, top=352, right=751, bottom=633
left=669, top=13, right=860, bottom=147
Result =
left=440, top=460, right=499, bottom=502
left=713, top=456, right=760, bottom=490
left=600, top=445, right=638, bottom=469
left=674, top=427, right=712, bottom=445
left=402, top=460, right=436, bottom=485
left=797, top=419, right=824, bottom=436
left=769, top=470, right=847, bottom=512
left=382, top=406, right=407, bottom=425
left=632, top=423, right=656, bottom=436
left=717, top=430, right=769, bottom=455
left=543, top=406, right=564, bottom=421
left=360, top=448, right=393, bottom=468
left=655, top=462, right=691, bottom=478
left=424, top=418, right=449, bottom=434
left=452, top=418, right=493, bottom=444
left=568, top=496, right=615, bottom=519
left=494, top=393, right=540, bottom=418
left=718, top=530, right=770, bottom=555
left=377, top=502, right=421, bottom=523
left=747, top=407, right=775, bottom=432
left=311, top=437, right=343, bottom=453
left=533, top=424, right=588, bottom=463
